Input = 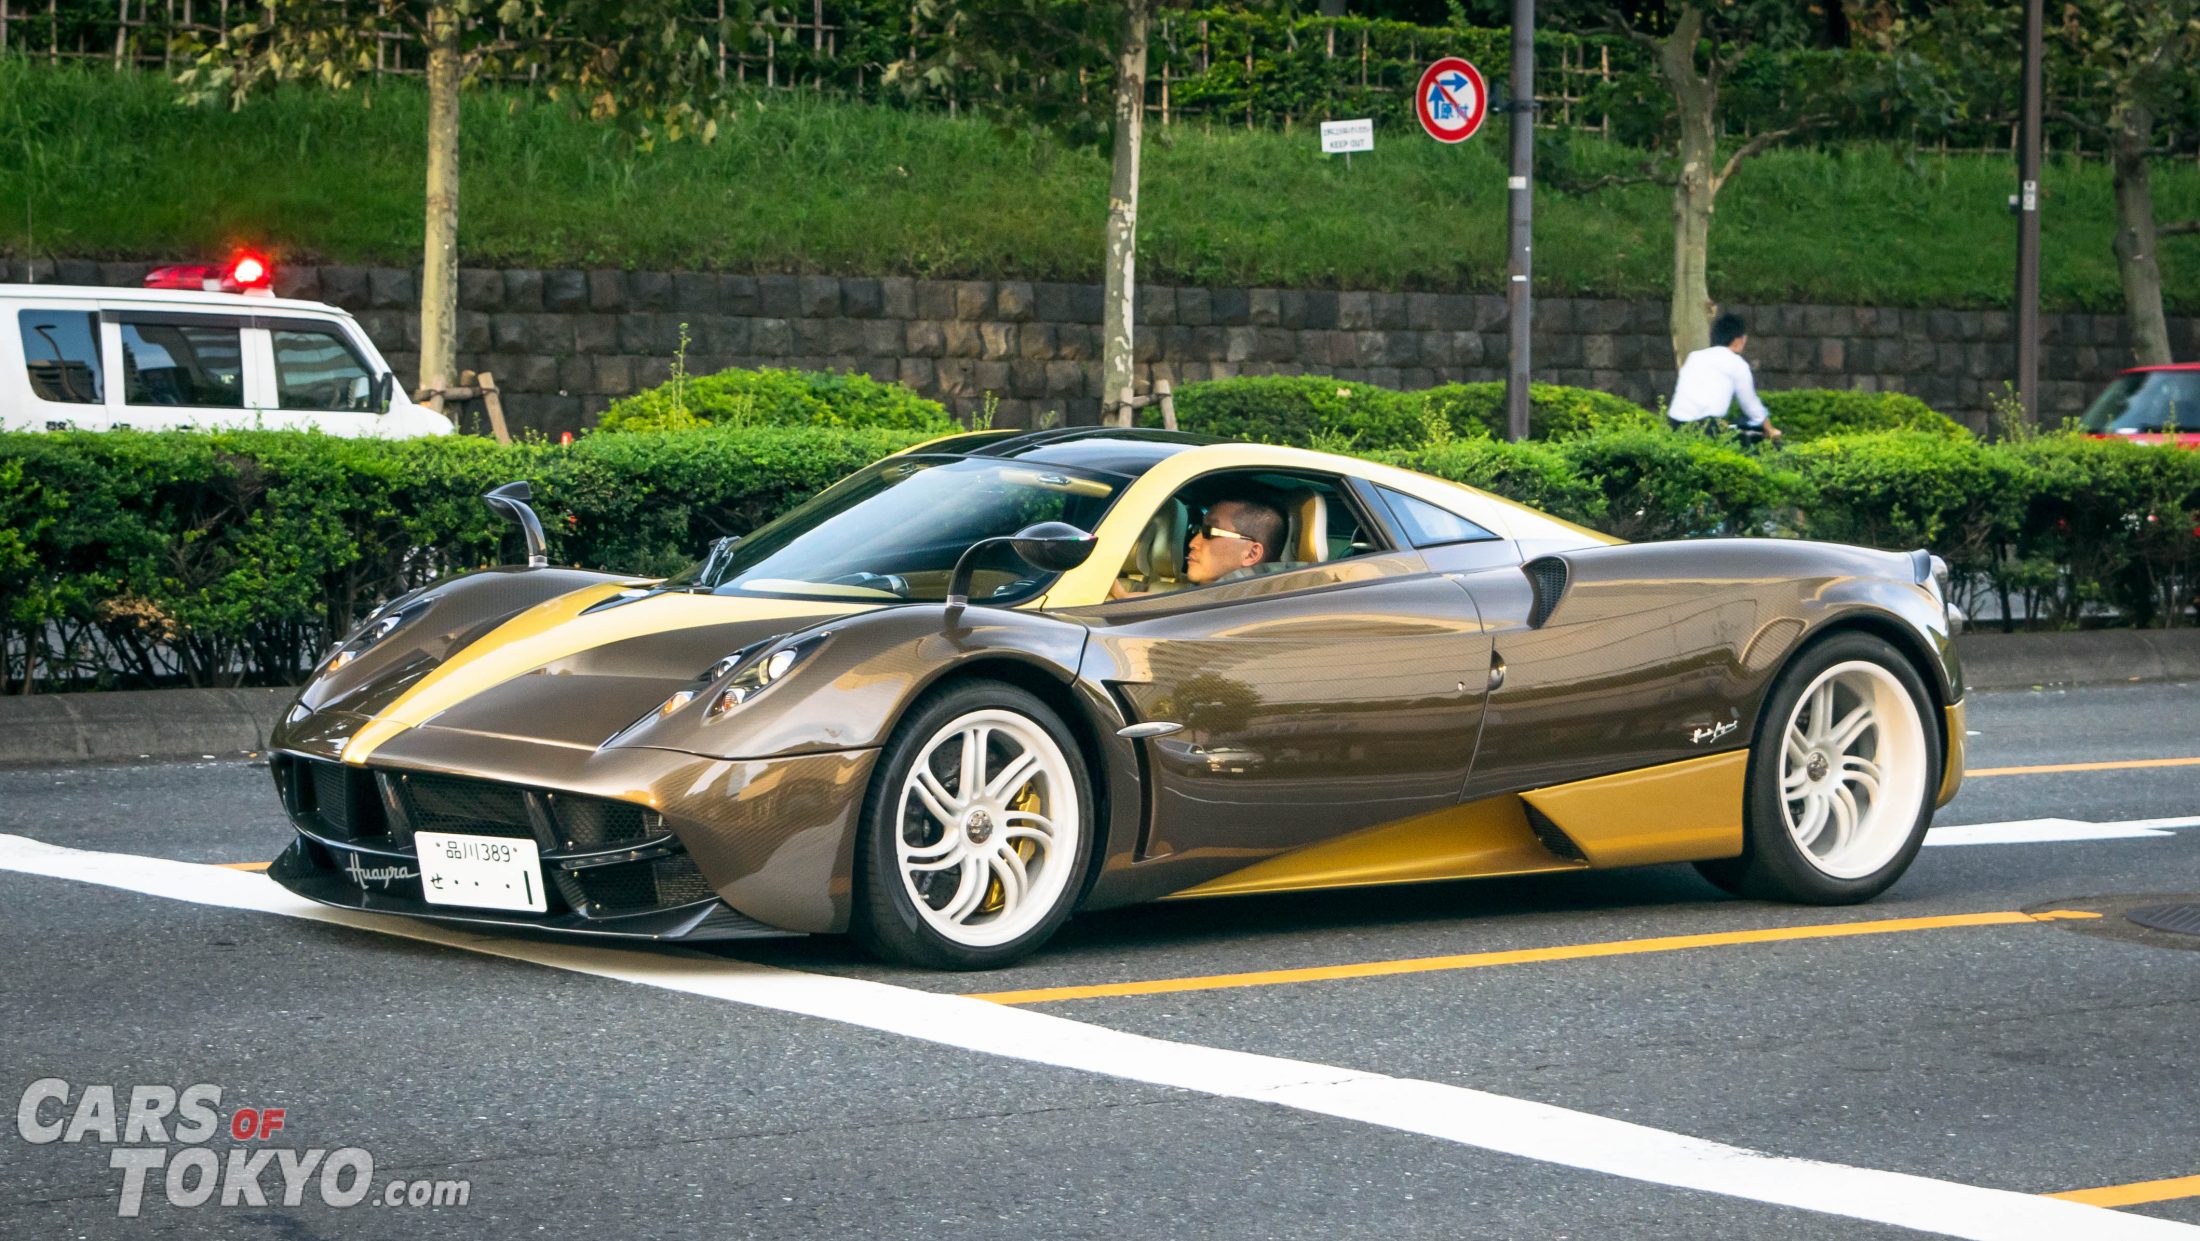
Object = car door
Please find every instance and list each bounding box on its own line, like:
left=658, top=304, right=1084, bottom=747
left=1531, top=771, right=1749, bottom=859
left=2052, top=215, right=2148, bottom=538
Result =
left=1064, top=484, right=1491, bottom=865
left=263, top=317, right=385, bottom=436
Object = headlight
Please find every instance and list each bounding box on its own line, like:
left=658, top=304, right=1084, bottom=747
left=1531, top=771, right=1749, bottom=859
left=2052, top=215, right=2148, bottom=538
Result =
left=706, top=632, right=831, bottom=718
left=320, top=596, right=427, bottom=674
left=619, top=631, right=833, bottom=738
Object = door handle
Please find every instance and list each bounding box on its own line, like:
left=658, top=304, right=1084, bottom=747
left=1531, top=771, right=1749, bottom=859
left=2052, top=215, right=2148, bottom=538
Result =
left=1116, top=721, right=1184, bottom=739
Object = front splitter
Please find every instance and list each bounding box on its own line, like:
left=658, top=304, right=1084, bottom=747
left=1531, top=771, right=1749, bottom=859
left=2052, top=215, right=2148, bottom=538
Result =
left=268, top=841, right=801, bottom=943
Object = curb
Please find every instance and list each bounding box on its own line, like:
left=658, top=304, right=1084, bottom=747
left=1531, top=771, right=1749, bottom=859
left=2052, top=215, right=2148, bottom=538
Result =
left=1956, top=629, right=2200, bottom=692
left=0, top=629, right=2194, bottom=767
left=0, top=686, right=295, bottom=768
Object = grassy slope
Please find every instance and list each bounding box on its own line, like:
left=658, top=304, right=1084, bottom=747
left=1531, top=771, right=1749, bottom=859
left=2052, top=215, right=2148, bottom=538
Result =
left=5, top=60, right=2198, bottom=312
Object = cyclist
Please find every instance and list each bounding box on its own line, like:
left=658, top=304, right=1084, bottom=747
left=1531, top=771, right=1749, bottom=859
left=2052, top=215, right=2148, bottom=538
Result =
left=1668, top=312, right=1781, bottom=445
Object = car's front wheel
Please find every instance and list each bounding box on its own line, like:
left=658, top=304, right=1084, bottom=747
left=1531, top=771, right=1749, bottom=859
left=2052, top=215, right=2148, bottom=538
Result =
left=853, top=681, right=1092, bottom=969
left=1696, top=632, right=1940, bottom=903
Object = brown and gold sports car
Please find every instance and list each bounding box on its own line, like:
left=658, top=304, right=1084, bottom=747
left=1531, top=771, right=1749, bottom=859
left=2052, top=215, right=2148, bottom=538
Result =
left=268, top=427, right=1966, bottom=969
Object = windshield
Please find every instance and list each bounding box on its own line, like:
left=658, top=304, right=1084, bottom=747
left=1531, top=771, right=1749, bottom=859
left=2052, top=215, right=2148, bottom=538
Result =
left=695, top=456, right=1121, bottom=604
left=2080, top=371, right=2200, bottom=434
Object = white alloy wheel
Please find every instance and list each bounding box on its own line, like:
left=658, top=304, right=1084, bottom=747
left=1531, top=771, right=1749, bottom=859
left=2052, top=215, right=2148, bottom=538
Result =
left=1778, top=659, right=1929, bottom=880
left=893, top=708, right=1081, bottom=949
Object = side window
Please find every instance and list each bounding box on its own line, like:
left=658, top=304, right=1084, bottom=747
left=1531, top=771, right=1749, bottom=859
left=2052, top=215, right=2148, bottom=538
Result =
left=1269, top=476, right=1379, bottom=564
left=273, top=327, right=375, bottom=413
left=120, top=321, right=245, bottom=408
left=18, top=311, right=103, bottom=404
left=1157, top=471, right=1384, bottom=588
left=1378, top=486, right=1500, bottom=547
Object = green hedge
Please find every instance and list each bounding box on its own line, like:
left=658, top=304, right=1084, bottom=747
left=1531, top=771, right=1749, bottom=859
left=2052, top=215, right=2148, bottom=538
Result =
left=0, top=424, right=932, bottom=691
left=598, top=365, right=955, bottom=435
left=1153, top=376, right=1425, bottom=450
left=1382, top=430, right=2200, bottom=628
left=1421, top=382, right=1661, bottom=441
left=1761, top=390, right=1971, bottom=442
left=4, top=422, right=2194, bottom=692
left=1163, top=377, right=1966, bottom=446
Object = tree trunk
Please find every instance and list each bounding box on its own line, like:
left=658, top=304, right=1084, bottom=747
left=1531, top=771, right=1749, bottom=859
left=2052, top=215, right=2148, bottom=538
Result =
left=1102, top=0, right=1148, bottom=427
left=2110, top=101, right=2172, bottom=366
left=1659, top=7, right=1716, bottom=367
left=418, top=2, right=462, bottom=397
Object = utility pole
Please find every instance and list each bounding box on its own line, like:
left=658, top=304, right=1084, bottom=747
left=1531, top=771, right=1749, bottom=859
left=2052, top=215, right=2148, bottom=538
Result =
left=2014, top=0, right=2043, bottom=427
left=1504, top=0, right=1535, bottom=442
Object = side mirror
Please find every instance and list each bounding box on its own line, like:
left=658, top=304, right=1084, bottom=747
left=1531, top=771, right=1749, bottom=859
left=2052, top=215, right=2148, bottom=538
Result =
left=373, top=371, right=395, bottom=413
left=482, top=480, right=549, bottom=568
left=945, top=522, right=1095, bottom=609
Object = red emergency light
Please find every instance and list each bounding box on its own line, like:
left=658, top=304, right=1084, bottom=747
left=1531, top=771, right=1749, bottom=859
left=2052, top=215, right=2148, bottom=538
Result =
left=143, top=252, right=276, bottom=295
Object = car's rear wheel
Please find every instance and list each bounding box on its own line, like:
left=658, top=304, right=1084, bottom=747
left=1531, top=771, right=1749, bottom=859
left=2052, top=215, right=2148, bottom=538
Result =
left=853, top=681, right=1092, bottom=969
left=1696, top=632, right=1939, bottom=903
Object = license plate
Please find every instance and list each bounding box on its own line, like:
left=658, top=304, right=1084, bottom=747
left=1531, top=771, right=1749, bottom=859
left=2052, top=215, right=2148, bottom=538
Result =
left=415, top=832, right=547, bottom=913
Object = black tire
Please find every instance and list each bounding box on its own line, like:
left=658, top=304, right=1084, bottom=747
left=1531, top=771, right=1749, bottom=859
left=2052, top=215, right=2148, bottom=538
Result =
left=851, top=680, right=1094, bottom=970
left=1695, top=631, right=1941, bottom=904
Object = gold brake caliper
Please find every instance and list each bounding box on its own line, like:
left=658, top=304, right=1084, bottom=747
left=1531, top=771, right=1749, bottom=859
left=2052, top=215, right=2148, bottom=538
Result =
left=977, top=782, right=1044, bottom=916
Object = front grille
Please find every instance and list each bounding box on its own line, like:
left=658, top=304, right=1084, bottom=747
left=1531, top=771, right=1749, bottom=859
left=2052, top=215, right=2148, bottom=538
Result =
left=281, top=759, right=717, bottom=918
left=652, top=856, right=714, bottom=904
left=553, top=795, right=661, bottom=849
left=574, top=855, right=714, bottom=913
left=397, top=774, right=536, bottom=843
left=282, top=757, right=386, bottom=842
left=308, top=763, right=353, bottom=833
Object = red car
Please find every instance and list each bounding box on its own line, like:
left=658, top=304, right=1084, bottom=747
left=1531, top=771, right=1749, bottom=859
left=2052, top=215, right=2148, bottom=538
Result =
left=2080, top=363, right=2200, bottom=446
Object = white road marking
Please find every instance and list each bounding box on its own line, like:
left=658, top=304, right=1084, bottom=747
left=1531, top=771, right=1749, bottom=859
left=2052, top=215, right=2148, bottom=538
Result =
left=0, top=833, right=2190, bottom=1240
left=1928, top=816, right=2200, bottom=846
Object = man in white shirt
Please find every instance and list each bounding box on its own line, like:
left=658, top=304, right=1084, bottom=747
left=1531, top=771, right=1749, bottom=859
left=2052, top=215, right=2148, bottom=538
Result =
left=1668, top=313, right=1780, bottom=439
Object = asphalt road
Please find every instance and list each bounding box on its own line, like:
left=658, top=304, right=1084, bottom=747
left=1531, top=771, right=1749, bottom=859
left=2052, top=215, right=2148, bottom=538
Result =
left=2, top=682, right=2197, bottom=1239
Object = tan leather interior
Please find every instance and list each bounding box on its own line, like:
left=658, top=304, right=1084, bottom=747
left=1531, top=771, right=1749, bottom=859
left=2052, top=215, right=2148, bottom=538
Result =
left=1123, top=502, right=1188, bottom=587
left=1283, top=490, right=1329, bottom=564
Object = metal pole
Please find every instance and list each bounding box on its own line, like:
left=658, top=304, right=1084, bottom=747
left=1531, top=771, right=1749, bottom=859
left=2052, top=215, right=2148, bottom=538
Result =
left=2014, top=0, right=2043, bottom=427
left=1504, top=0, right=1535, bottom=442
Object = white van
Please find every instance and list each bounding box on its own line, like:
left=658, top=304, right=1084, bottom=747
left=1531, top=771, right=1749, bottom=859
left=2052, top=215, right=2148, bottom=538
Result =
left=2, top=282, right=452, bottom=437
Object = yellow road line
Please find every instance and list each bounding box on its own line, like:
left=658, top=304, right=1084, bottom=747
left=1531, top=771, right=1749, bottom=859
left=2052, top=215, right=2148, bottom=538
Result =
left=969, top=910, right=2102, bottom=1005
left=214, top=861, right=270, bottom=871
left=1970, top=756, right=2200, bottom=778
left=2049, top=1174, right=2200, bottom=1208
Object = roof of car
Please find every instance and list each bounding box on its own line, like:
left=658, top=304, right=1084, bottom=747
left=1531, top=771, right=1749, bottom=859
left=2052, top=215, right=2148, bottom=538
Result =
left=0, top=283, right=348, bottom=317
left=929, top=426, right=1224, bottom=477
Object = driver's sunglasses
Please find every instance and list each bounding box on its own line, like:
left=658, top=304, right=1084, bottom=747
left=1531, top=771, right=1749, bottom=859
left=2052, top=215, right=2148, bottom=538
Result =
left=1194, top=520, right=1254, bottom=543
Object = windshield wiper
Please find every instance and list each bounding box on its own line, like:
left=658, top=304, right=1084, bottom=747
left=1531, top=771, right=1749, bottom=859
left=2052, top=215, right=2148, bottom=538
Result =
left=689, top=535, right=744, bottom=592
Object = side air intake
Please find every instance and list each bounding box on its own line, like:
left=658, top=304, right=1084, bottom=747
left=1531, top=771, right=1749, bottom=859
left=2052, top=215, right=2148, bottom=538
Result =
left=1523, top=556, right=1571, bottom=628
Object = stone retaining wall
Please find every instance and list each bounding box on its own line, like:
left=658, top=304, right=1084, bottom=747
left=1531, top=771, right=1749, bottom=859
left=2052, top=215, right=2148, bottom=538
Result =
left=12, top=257, right=2192, bottom=437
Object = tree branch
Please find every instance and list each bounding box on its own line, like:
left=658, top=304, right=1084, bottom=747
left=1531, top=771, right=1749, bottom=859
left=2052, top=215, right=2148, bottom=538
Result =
left=2162, top=219, right=2200, bottom=238
left=2046, top=106, right=2110, bottom=139
left=1583, top=2, right=1662, bottom=53
left=1711, top=120, right=1818, bottom=196
left=1550, top=167, right=1668, bottom=193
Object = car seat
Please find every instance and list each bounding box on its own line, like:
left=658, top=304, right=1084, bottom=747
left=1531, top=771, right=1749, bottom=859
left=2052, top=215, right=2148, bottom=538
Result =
left=1120, top=501, right=1188, bottom=591
left=1276, top=489, right=1330, bottom=566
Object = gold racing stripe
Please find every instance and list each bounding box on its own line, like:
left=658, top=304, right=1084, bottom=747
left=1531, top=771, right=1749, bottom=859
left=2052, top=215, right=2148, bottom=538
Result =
left=342, top=585, right=868, bottom=765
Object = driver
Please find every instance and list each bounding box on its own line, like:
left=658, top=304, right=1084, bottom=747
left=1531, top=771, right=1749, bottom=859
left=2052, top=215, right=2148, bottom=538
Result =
left=1110, top=496, right=1286, bottom=599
